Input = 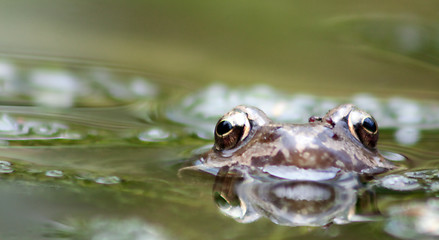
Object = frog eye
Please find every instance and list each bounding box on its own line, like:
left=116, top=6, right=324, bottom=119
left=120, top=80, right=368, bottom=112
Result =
left=214, top=111, right=251, bottom=150
left=348, top=110, right=379, bottom=149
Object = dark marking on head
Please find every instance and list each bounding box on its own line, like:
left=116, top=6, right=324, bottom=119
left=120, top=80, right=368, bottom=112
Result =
left=259, top=129, right=281, bottom=143
left=270, top=150, right=287, bottom=165
left=251, top=155, right=269, bottom=167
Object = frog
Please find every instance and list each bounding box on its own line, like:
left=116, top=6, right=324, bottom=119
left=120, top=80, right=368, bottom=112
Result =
left=198, top=104, right=395, bottom=175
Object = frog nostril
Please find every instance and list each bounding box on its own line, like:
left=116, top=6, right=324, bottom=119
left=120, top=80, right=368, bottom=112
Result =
left=324, top=118, right=335, bottom=128
left=308, top=116, right=322, bottom=123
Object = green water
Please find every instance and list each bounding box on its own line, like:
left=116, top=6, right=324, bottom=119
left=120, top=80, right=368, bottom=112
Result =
left=0, top=1, right=438, bottom=239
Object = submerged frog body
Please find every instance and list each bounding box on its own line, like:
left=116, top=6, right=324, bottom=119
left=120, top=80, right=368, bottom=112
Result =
left=200, top=104, right=395, bottom=174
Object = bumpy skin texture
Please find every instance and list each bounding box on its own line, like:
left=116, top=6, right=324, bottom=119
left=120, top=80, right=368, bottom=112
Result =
left=200, top=104, right=395, bottom=174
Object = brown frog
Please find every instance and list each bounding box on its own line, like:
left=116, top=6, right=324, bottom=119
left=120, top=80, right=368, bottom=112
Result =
left=199, top=104, right=395, bottom=175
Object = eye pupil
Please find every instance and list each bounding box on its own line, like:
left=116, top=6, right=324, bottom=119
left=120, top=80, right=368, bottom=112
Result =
left=362, top=117, right=376, bottom=133
left=216, top=121, right=233, bottom=135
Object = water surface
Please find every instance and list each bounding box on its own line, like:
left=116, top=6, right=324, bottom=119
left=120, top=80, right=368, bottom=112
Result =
left=0, top=1, right=438, bottom=240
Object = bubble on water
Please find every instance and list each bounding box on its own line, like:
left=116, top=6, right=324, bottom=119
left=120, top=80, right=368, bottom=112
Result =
left=405, top=169, right=439, bottom=179
left=45, top=170, right=64, bottom=178
left=385, top=199, right=439, bottom=239
left=381, top=151, right=406, bottom=162
left=30, top=69, right=79, bottom=108
left=32, top=122, right=68, bottom=136
left=395, top=127, right=420, bottom=145
left=138, top=128, right=170, bottom=142
left=169, top=84, right=439, bottom=139
left=59, top=131, right=83, bottom=140
left=129, top=77, right=158, bottom=98
left=0, top=114, right=19, bottom=134
left=0, top=61, right=15, bottom=79
left=34, top=125, right=51, bottom=135
left=380, top=175, right=422, bottom=191
left=0, top=161, right=11, bottom=166
left=47, top=217, right=169, bottom=240
left=388, top=98, right=422, bottom=124
left=95, top=176, right=121, bottom=185
left=1, top=167, right=14, bottom=175
left=91, top=69, right=152, bottom=101
left=430, top=182, right=439, bottom=192
left=0, top=160, right=13, bottom=174
left=0, top=116, right=85, bottom=140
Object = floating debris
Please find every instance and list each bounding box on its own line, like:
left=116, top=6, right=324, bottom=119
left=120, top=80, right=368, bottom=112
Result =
left=31, top=122, right=68, bottom=136
left=380, top=175, right=422, bottom=191
left=58, top=131, right=83, bottom=140
left=405, top=169, right=439, bottom=179
left=138, top=128, right=170, bottom=142
left=95, top=176, right=121, bottom=185
left=0, top=58, right=160, bottom=108
left=47, top=217, right=168, bottom=240
left=129, top=77, right=159, bottom=98
left=45, top=170, right=64, bottom=178
left=385, top=199, right=439, bottom=239
left=0, top=114, right=20, bottom=135
left=0, top=160, right=13, bottom=174
left=0, top=60, right=15, bottom=83
left=30, top=69, right=79, bottom=108
left=0, top=113, right=86, bottom=142
left=430, top=182, right=439, bottom=192
left=395, top=127, right=421, bottom=145
left=167, top=84, right=439, bottom=144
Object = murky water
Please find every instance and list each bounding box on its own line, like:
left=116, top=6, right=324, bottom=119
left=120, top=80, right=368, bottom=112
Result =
left=0, top=1, right=438, bottom=240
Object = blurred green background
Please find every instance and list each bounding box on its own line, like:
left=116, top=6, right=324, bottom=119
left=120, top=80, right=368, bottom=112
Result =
left=1, top=0, right=438, bottom=98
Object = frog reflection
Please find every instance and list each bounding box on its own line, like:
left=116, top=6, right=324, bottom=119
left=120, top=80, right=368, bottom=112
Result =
left=212, top=167, right=377, bottom=226
left=199, top=104, right=395, bottom=174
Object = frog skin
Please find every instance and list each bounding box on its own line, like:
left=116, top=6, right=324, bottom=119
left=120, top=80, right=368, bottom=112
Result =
left=199, top=104, right=395, bottom=174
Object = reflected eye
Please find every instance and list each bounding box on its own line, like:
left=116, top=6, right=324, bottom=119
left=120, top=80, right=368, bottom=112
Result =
left=214, top=111, right=251, bottom=150
left=213, top=191, right=240, bottom=208
left=348, top=110, right=379, bottom=149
